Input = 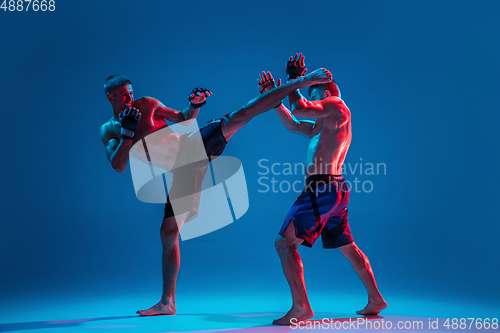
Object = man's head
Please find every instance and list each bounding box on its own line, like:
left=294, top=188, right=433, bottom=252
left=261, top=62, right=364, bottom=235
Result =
left=308, top=81, right=340, bottom=101
left=104, top=74, right=134, bottom=111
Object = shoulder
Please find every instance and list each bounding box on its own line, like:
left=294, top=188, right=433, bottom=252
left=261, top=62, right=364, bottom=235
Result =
left=138, top=96, right=163, bottom=109
left=323, top=97, right=350, bottom=118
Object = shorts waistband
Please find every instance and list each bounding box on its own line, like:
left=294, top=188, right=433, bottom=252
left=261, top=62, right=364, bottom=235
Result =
left=306, top=174, right=344, bottom=183
left=304, top=174, right=345, bottom=192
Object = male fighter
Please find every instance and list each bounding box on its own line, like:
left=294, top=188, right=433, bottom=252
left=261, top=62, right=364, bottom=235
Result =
left=100, top=68, right=332, bottom=316
left=258, top=54, right=386, bottom=325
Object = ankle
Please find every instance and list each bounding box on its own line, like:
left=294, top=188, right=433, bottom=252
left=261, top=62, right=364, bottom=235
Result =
left=293, top=301, right=311, bottom=310
left=160, top=296, right=175, bottom=305
left=368, top=295, right=384, bottom=303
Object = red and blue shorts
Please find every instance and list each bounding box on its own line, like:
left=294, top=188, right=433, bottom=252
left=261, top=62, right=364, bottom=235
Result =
left=279, top=174, right=353, bottom=249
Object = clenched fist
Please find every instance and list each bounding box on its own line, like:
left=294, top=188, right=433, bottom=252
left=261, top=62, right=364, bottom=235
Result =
left=188, top=87, right=212, bottom=108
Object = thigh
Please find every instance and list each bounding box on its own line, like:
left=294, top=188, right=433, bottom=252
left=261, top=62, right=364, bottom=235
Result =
left=321, top=209, right=354, bottom=249
left=160, top=214, right=184, bottom=233
left=219, top=109, right=252, bottom=142
left=200, top=119, right=227, bottom=157
left=279, top=191, right=326, bottom=248
left=164, top=165, right=208, bottom=223
left=160, top=213, right=190, bottom=242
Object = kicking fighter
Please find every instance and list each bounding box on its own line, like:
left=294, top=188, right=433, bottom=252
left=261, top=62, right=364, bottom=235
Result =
left=258, top=54, right=386, bottom=325
left=100, top=68, right=332, bottom=316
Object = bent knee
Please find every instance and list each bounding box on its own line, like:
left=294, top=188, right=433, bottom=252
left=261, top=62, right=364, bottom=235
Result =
left=339, top=242, right=364, bottom=259
left=275, top=235, right=286, bottom=251
left=160, top=218, right=180, bottom=239
left=339, top=241, right=356, bottom=253
left=160, top=228, right=179, bottom=242
left=275, top=234, right=301, bottom=252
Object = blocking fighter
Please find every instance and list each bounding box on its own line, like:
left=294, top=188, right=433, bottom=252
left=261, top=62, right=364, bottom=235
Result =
left=100, top=67, right=332, bottom=316
left=258, top=54, right=386, bottom=325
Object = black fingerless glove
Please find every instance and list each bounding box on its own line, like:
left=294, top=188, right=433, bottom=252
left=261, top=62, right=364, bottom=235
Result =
left=119, top=112, right=139, bottom=140
left=189, top=87, right=209, bottom=108
left=259, top=77, right=282, bottom=108
left=286, top=60, right=307, bottom=81
left=259, top=80, right=275, bottom=94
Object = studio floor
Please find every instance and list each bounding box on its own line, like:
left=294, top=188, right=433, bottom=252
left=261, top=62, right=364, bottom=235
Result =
left=0, top=290, right=497, bottom=332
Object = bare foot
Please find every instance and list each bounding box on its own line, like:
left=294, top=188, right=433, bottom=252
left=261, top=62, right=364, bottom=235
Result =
left=304, top=68, right=332, bottom=85
left=136, top=300, right=176, bottom=316
left=356, top=298, right=387, bottom=315
left=272, top=306, right=314, bottom=326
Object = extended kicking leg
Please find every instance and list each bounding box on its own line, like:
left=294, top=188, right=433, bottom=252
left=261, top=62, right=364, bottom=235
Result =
left=220, top=69, right=332, bottom=140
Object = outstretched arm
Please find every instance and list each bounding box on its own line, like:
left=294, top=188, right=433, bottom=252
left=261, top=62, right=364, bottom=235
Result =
left=258, top=71, right=315, bottom=137
left=153, top=88, right=212, bottom=125
left=154, top=102, right=195, bottom=124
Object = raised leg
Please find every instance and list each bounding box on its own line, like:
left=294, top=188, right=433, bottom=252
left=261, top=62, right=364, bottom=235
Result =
left=220, top=69, right=332, bottom=141
left=273, top=221, right=314, bottom=325
left=339, top=242, right=387, bottom=315
left=136, top=212, right=189, bottom=316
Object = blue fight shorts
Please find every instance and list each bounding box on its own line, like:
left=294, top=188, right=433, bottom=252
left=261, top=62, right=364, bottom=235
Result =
left=279, top=174, right=353, bottom=248
left=163, top=119, right=227, bottom=221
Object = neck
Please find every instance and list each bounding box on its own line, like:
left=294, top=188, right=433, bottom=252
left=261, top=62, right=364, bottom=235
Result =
left=112, top=106, right=123, bottom=119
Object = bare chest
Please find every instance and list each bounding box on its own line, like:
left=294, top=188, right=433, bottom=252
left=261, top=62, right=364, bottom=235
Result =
left=133, top=115, right=170, bottom=143
left=131, top=101, right=171, bottom=143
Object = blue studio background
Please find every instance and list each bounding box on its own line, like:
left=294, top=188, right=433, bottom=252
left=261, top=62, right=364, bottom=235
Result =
left=1, top=0, right=499, bottom=319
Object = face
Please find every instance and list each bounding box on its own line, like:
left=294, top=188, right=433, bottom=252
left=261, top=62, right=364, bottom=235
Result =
left=309, top=87, right=330, bottom=101
left=107, top=83, right=134, bottom=111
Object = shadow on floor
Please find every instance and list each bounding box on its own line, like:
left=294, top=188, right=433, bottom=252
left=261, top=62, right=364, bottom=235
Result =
left=0, top=315, right=137, bottom=332
left=0, top=313, right=380, bottom=332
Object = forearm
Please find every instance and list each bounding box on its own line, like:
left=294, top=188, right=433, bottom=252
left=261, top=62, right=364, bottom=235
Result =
left=274, top=104, right=301, bottom=132
left=288, top=89, right=306, bottom=112
left=180, top=105, right=200, bottom=125
left=154, top=101, right=199, bottom=126
left=110, top=139, right=133, bottom=172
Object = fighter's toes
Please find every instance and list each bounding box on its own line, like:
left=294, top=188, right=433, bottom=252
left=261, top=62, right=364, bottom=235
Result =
left=272, top=318, right=291, bottom=326
left=136, top=301, right=177, bottom=316
left=272, top=307, right=314, bottom=326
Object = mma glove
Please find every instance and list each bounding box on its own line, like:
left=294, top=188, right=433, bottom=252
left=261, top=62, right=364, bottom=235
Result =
left=259, top=73, right=282, bottom=108
left=119, top=109, right=140, bottom=140
left=189, top=87, right=211, bottom=108
left=286, top=59, right=307, bottom=81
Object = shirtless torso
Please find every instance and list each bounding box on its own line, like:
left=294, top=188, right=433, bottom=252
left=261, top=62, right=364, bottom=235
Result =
left=100, top=70, right=337, bottom=318
left=272, top=68, right=386, bottom=325
left=304, top=97, right=351, bottom=176
left=100, top=96, right=186, bottom=172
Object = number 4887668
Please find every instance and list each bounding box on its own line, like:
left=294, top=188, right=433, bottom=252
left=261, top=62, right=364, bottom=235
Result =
left=1, top=0, right=55, bottom=11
